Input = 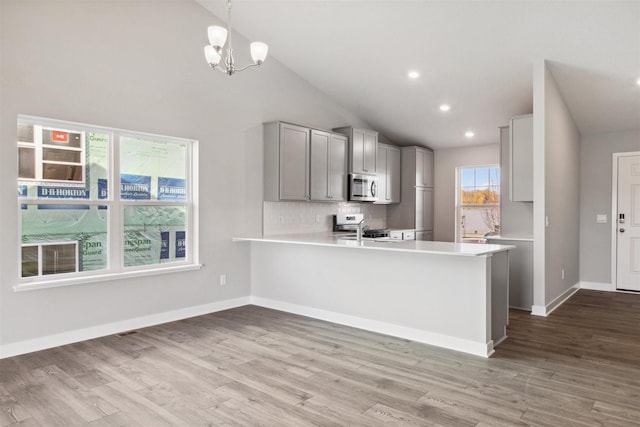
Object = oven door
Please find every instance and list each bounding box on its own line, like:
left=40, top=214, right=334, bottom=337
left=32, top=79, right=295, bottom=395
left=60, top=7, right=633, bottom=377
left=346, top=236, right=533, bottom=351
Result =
left=349, top=174, right=378, bottom=202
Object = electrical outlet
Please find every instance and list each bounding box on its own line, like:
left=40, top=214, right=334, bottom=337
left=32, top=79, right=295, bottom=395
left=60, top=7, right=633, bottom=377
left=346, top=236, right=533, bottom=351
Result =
left=219, top=274, right=227, bottom=286
left=278, top=215, right=284, bottom=224
left=315, top=214, right=321, bottom=223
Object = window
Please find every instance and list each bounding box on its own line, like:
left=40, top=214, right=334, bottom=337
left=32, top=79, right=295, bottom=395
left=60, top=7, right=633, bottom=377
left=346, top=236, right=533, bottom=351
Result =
left=17, top=116, right=199, bottom=289
left=456, top=166, right=500, bottom=243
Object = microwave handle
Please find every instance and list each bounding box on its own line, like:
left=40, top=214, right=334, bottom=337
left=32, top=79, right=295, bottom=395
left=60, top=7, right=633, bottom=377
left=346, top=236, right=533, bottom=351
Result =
left=371, top=180, right=377, bottom=197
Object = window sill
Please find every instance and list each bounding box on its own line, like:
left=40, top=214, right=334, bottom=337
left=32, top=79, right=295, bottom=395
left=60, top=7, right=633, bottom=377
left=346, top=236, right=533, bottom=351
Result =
left=13, top=263, right=203, bottom=292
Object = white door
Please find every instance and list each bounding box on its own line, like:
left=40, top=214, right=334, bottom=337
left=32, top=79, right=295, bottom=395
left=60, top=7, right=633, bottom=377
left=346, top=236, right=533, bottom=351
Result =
left=616, top=154, right=640, bottom=291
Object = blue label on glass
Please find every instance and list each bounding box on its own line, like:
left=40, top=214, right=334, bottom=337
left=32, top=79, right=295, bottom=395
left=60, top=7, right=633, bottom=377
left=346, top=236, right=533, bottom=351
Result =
left=37, top=204, right=90, bottom=210
left=158, top=177, right=186, bottom=201
left=175, top=231, right=185, bottom=258
left=98, top=178, right=108, bottom=199
left=160, top=231, right=170, bottom=259
left=120, top=174, right=151, bottom=200
left=18, top=185, right=27, bottom=198
left=38, top=186, right=89, bottom=199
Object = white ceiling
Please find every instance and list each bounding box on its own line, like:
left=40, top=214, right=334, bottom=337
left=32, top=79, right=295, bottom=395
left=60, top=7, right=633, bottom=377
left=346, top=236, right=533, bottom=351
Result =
left=197, top=0, right=640, bottom=149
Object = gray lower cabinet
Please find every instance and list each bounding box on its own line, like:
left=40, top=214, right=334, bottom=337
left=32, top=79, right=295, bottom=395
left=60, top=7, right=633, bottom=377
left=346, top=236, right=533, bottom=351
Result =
left=375, top=143, right=400, bottom=204
left=485, top=237, right=533, bottom=310
left=310, top=130, right=347, bottom=201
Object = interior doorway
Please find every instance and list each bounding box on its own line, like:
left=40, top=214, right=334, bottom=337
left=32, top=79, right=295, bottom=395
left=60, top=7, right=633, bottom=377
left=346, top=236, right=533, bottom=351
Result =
left=613, top=152, right=640, bottom=291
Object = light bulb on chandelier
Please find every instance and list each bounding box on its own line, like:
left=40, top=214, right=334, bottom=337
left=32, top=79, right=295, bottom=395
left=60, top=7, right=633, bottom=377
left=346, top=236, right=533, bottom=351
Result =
left=204, top=0, right=269, bottom=76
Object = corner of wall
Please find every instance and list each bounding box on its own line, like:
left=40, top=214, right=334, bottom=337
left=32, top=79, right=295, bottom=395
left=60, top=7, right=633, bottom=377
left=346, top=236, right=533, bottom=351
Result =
left=532, top=59, right=546, bottom=308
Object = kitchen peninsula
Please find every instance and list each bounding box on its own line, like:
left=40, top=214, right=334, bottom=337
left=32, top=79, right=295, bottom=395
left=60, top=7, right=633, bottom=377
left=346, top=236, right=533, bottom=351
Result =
left=234, top=233, right=514, bottom=357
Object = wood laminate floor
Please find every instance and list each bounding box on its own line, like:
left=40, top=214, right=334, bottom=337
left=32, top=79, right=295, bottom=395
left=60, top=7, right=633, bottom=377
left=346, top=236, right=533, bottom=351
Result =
left=1, top=289, right=639, bottom=426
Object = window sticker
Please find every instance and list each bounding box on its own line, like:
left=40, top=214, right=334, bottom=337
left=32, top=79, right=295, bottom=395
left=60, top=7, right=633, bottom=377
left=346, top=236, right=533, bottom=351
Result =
left=98, top=178, right=108, bottom=199
left=120, top=174, right=151, bottom=200
left=176, top=231, right=186, bottom=258
left=158, top=177, right=186, bottom=201
left=160, top=231, right=170, bottom=259
left=37, top=186, right=90, bottom=199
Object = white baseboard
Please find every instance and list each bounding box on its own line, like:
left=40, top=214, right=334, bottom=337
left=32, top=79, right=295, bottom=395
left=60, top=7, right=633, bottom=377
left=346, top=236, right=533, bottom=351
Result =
left=0, top=296, right=251, bottom=359
left=251, top=296, right=495, bottom=358
left=579, top=281, right=614, bottom=292
left=531, top=283, right=579, bottom=317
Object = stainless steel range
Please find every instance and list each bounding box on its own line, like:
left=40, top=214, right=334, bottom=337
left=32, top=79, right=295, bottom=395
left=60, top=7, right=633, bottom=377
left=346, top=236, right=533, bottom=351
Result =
left=333, top=214, right=389, bottom=238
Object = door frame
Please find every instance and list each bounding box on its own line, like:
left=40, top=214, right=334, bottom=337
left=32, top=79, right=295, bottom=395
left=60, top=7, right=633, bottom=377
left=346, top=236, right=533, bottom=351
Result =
left=611, top=151, right=640, bottom=290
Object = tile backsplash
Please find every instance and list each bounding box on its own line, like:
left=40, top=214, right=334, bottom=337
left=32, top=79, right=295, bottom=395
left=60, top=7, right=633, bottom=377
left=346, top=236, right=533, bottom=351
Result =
left=263, top=201, right=387, bottom=236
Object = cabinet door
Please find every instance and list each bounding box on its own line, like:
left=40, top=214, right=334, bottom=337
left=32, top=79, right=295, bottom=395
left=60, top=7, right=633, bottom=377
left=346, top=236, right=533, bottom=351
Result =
left=388, top=146, right=401, bottom=203
left=363, top=130, right=377, bottom=173
left=416, top=148, right=433, bottom=187
left=351, top=128, right=365, bottom=173
left=375, top=145, right=388, bottom=202
left=510, top=115, right=533, bottom=201
left=279, top=123, right=310, bottom=200
left=329, top=133, right=347, bottom=201
left=310, top=130, right=330, bottom=201
left=415, top=187, right=433, bottom=231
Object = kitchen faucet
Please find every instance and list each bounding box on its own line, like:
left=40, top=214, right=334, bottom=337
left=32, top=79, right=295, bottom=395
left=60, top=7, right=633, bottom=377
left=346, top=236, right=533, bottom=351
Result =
left=357, top=219, right=365, bottom=242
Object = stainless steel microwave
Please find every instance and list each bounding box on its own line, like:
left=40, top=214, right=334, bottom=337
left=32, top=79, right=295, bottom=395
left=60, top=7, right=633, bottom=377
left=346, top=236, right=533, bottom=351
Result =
left=349, top=173, right=378, bottom=202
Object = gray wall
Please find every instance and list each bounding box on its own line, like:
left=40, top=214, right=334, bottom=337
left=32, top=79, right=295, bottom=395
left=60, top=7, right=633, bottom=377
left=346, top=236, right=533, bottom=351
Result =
left=580, top=130, right=640, bottom=285
left=543, top=65, right=581, bottom=305
left=0, top=0, right=364, bottom=348
left=433, top=144, right=500, bottom=242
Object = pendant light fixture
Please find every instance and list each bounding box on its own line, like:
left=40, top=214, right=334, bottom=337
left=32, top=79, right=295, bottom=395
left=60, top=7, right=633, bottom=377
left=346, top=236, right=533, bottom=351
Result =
left=204, top=0, right=269, bottom=75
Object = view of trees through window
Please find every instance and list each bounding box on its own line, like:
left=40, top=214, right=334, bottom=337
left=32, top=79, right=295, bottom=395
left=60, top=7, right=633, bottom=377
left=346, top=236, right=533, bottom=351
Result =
left=458, top=166, right=500, bottom=242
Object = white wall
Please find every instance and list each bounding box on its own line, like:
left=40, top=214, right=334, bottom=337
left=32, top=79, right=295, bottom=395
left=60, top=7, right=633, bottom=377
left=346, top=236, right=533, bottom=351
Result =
left=433, top=144, right=500, bottom=242
left=580, top=130, right=640, bottom=285
left=0, top=0, right=364, bottom=351
left=532, top=62, right=581, bottom=313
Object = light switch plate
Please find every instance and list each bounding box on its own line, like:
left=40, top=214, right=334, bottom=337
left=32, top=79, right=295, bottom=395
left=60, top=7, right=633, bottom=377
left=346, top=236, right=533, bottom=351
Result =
left=596, top=214, right=607, bottom=224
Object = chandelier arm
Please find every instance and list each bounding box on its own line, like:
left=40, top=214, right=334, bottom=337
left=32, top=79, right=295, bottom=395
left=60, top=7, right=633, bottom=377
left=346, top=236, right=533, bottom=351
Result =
left=234, top=63, right=259, bottom=73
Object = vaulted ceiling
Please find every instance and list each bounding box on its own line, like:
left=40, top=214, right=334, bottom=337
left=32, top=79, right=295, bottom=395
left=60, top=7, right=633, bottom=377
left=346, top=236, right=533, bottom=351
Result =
left=197, top=0, right=640, bottom=149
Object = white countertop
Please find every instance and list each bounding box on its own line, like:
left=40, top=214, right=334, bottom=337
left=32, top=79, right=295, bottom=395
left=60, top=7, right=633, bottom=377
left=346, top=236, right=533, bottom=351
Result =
left=233, top=232, right=515, bottom=257
left=484, top=235, right=534, bottom=242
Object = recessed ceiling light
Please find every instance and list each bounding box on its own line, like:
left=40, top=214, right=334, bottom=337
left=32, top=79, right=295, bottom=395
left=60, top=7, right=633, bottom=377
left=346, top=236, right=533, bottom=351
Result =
left=408, top=70, right=420, bottom=79
left=636, top=77, right=640, bottom=86
left=439, top=104, right=451, bottom=112
left=465, top=131, right=475, bottom=138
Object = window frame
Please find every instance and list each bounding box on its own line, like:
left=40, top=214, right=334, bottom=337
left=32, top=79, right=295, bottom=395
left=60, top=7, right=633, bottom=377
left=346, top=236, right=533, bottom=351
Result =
left=455, top=164, right=500, bottom=243
left=15, top=115, right=200, bottom=292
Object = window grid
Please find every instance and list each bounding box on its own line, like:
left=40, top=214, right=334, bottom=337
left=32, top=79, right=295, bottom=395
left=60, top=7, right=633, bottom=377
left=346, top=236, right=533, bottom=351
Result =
left=17, top=115, right=198, bottom=286
left=457, top=166, right=501, bottom=242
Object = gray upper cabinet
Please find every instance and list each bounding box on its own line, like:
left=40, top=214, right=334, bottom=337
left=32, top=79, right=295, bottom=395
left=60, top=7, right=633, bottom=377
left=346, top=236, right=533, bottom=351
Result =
left=264, top=122, right=310, bottom=201
left=333, top=126, right=378, bottom=174
left=310, top=130, right=347, bottom=201
left=375, top=143, right=400, bottom=204
left=416, top=148, right=434, bottom=188
left=509, top=114, right=533, bottom=202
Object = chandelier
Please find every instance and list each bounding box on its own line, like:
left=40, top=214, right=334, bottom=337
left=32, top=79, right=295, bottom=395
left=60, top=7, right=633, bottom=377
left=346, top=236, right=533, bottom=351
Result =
left=204, top=0, right=269, bottom=75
